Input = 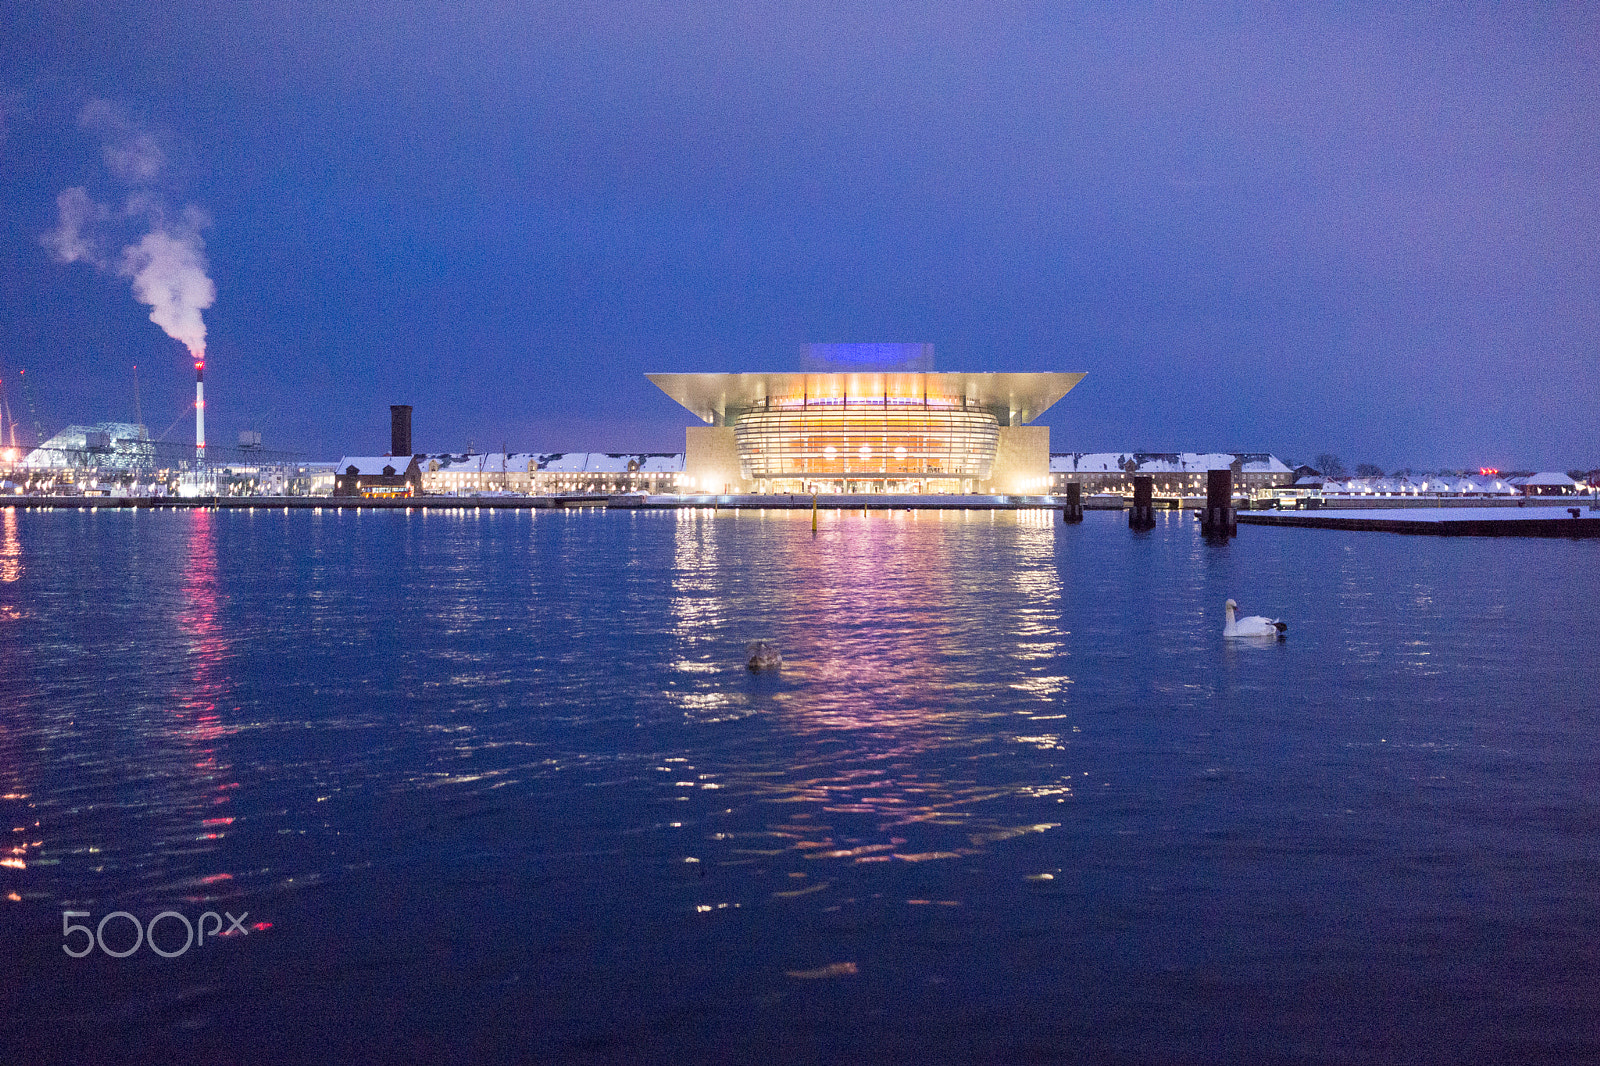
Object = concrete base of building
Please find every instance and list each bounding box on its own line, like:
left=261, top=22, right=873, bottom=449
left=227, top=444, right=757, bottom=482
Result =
left=635, top=493, right=1063, bottom=510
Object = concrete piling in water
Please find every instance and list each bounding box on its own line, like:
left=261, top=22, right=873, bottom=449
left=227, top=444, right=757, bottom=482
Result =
left=1128, top=475, right=1156, bottom=530
left=1063, top=482, right=1084, bottom=523
left=1202, top=468, right=1237, bottom=536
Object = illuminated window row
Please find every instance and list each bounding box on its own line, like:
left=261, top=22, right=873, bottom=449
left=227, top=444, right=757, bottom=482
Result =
left=734, top=405, right=999, bottom=478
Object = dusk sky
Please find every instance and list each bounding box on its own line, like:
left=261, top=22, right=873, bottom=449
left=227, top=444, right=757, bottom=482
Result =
left=2, top=2, right=1596, bottom=469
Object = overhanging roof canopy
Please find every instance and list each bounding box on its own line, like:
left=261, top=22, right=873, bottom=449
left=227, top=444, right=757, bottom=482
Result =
left=648, top=372, right=1086, bottom=426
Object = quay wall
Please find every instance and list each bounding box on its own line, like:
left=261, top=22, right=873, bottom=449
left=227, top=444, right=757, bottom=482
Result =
left=6, top=494, right=1589, bottom=515
left=3, top=493, right=1063, bottom=512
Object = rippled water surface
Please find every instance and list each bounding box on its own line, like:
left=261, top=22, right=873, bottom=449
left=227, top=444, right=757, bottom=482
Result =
left=2, top=506, right=1598, bottom=1063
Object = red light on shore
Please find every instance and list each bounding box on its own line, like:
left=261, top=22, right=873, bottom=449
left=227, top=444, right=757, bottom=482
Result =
left=1479, top=467, right=1499, bottom=476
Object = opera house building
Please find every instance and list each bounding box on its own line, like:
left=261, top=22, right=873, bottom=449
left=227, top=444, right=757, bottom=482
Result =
left=649, top=344, right=1083, bottom=495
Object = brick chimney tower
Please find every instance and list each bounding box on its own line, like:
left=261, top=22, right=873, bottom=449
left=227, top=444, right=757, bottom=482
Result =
left=390, top=405, right=413, bottom=457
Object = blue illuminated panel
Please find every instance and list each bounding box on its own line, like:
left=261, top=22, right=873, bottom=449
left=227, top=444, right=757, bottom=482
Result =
left=801, top=343, right=934, bottom=373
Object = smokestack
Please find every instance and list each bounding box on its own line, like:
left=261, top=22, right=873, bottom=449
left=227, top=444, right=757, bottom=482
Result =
left=195, top=359, right=205, bottom=459
left=390, top=404, right=412, bottom=457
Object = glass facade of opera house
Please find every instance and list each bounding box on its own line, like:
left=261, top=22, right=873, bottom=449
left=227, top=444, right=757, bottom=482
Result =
left=649, top=369, right=1084, bottom=494
left=734, top=400, right=999, bottom=480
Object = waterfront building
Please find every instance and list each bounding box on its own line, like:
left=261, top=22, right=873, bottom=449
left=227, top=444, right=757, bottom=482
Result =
left=1304, top=473, right=1582, bottom=499
left=1050, top=452, right=1295, bottom=496
left=24, top=423, right=154, bottom=472
left=525, top=452, right=682, bottom=495
left=1312, top=474, right=1518, bottom=497
left=302, top=462, right=339, bottom=496
left=1510, top=472, right=1579, bottom=496
left=417, top=452, right=684, bottom=496
left=22, top=422, right=308, bottom=496
left=334, top=456, right=422, bottom=497
left=649, top=344, right=1083, bottom=494
left=421, top=452, right=533, bottom=495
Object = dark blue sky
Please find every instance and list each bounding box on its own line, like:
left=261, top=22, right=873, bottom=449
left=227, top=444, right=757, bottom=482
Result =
left=3, top=2, right=1596, bottom=468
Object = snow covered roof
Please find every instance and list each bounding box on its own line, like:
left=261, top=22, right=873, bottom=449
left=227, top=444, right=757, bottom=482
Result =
left=1048, top=452, right=1286, bottom=474
left=337, top=456, right=416, bottom=476
left=636, top=453, right=685, bottom=473
left=1236, top=453, right=1292, bottom=474
left=1187, top=453, right=1240, bottom=471
left=1128, top=453, right=1184, bottom=473
left=424, top=453, right=545, bottom=474
left=584, top=453, right=648, bottom=473
left=417, top=452, right=684, bottom=474
left=1515, top=472, right=1577, bottom=487
left=1050, top=453, right=1125, bottom=473
left=1320, top=475, right=1516, bottom=495
left=1380, top=477, right=1427, bottom=493
left=536, top=452, right=588, bottom=473
left=534, top=452, right=683, bottom=473
left=1454, top=477, right=1515, bottom=494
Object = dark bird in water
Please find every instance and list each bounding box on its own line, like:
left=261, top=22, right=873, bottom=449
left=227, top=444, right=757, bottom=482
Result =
left=746, top=640, right=782, bottom=672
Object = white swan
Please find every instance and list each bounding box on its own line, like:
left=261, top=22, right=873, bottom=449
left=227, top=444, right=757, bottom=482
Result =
left=1224, top=598, right=1287, bottom=638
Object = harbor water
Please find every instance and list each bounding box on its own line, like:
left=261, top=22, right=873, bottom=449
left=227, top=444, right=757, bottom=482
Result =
left=1, top=506, right=1597, bottom=1063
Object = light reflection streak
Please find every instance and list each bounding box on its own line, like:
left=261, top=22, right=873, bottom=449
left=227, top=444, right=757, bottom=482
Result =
left=665, top=511, right=750, bottom=723
left=170, top=509, right=239, bottom=887
left=661, top=510, right=1081, bottom=885
left=0, top=508, right=20, bottom=583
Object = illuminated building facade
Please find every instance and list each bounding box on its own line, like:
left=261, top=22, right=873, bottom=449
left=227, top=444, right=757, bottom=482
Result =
left=418, top=452, right=684, bottom=495
left=334, top=456, right=422, bottom=497
left=1049, top=453, right=1295, bottom=496
left=651, top=345, right=1083, bottom=494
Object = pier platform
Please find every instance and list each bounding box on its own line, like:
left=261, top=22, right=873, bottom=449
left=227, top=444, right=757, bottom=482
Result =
left=1239, top=505, right=1600, bottom=537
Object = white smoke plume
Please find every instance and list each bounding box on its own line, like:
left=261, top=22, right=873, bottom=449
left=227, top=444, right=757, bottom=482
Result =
left=117, top=208, right=215, bottom=359
left=41, top=186, right=108, bottom=268
left=41, top=99, right=215, bottom=359
left=78, top=99, right=165, bottom=184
